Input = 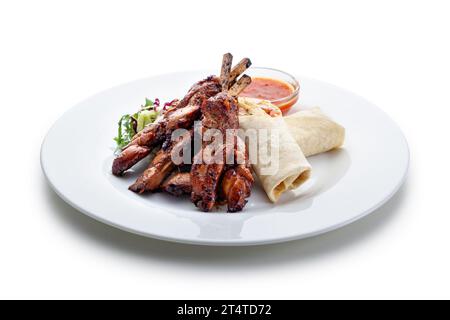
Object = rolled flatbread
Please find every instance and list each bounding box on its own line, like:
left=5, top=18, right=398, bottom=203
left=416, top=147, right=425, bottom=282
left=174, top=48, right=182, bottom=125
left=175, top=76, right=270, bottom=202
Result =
left=238, top=98, right=311, bottom=202
left=284, top=107, right=345, bottom=157
left=238, top=98, right=345, bottom=202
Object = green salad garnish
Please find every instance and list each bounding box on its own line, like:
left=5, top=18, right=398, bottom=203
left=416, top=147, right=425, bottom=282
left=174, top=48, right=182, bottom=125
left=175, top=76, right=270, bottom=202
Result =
left=113, top=98, right=161, bottom=152
left=114, top=114, right=136, bottom=152
left=136, top=110, right=158, bottom=132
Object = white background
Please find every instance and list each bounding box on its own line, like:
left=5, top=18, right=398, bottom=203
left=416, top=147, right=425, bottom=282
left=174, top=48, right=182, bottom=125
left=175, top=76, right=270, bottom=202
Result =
left=1, top=0, right=449, bottom=299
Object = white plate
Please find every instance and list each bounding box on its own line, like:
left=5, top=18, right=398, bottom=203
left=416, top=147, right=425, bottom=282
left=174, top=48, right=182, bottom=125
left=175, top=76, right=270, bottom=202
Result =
left=41, top=71, right=409, bottom=246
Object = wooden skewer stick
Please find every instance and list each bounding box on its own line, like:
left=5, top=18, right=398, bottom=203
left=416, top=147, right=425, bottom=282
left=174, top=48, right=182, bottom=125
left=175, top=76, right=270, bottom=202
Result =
left=228, top=75, right=252, bottom=96
left=229, top=58, right=252, bottom=87
left=220, top=53, right=233, bottom=91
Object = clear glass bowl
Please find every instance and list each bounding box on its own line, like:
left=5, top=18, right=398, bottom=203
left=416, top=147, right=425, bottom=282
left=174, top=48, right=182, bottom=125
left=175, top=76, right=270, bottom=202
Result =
left=239, top=67, right=300, bottom=114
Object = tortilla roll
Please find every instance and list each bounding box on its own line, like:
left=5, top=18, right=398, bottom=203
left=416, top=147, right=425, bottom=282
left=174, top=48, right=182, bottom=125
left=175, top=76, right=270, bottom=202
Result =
left=283, top=107, right=345, bottom=157
left=239, top=98, right=345, bottom=157
left=238, top=98, right=345, bottom=202
left=239, top=101, right=311, bottom=203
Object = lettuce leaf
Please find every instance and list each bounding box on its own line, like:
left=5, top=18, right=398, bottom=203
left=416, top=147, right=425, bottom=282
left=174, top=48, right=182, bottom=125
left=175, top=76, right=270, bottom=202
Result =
left=113, top=114, right=136, bottom=152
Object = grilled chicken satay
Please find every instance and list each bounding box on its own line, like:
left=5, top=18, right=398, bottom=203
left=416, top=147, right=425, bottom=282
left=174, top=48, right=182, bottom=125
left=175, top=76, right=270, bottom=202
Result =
left=129, top=130, right=193, bottom=193
left=111, top=77, right=221, bottom=176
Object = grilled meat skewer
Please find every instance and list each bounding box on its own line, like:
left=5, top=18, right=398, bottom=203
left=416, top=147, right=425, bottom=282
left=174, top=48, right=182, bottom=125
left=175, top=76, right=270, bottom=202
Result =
left=220, top=166, right=253, bottom=212
left=128, top=148, right=174, bottom=193
left=112, top=106, right=199, bottom=176
left=191, top=92, right=241, bottom=212
left=220, top=144, right=254, bottom=212
left=157, top=142, right=254, bottom=211
left=114, top=53, right=255, bottom=212
left=177, top=76, right=222, bottom=109
left=129, top=130, right=193, bottom=193
left=112, top=77, right=221, bottom=176
left=161, top=172, right=192, bottom=196
left=190, top=55, right=254, bottom=212
left=112, top=144, right=153, bottom=177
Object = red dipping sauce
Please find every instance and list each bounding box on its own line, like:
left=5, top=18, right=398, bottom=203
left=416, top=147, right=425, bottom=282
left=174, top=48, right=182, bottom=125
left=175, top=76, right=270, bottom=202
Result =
left=240, top=77, right=298, bottom=114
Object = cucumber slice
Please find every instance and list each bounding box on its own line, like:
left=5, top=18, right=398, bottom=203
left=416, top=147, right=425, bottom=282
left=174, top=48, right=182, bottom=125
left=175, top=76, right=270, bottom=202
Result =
left=136, top=110, right=158, bottom=132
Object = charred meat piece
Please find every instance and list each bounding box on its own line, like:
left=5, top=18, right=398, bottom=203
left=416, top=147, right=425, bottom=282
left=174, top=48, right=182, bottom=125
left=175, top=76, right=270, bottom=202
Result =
left=221, top=165, right=254, bottom=212
left=111, top=144, right=152, bottom=177
left=161, top=172, right=192, bottom=196
left=201, top=92, right=239, bottom=131
left=190, top=54, right=254, bottom=212
left=115, top=53, right=255, bottom=212
left=112, top=106, right=199, bottom=176
left=220, top=138, right=254, bottom=212
left=177, top=76, right=222, bottom=109
left=129, top=130, right=193, bottom=193
left=164, top=104, right=201, bottom=132
left=112, top=123, right=161, bottom=176
left=128, top=149, right=173, bottom=193
left=129, top=121, right=161, bottom=147
left=111, top=77, right=219, bottom=176
left=190, top=92, right=240, bottom=212
left=191, top=160, right=225, bottom=211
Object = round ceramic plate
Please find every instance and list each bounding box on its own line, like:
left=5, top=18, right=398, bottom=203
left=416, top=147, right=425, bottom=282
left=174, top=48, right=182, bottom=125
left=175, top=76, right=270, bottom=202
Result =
left=41, top=70, right=409, bottom=246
